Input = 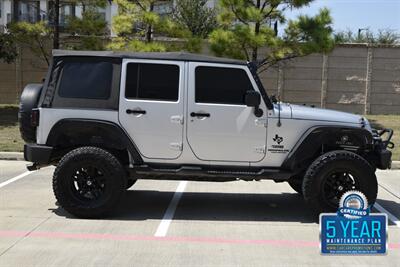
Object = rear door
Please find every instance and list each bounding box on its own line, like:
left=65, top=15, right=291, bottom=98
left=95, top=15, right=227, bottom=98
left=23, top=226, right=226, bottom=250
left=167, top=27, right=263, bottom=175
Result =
left=119, top=59, right=184, bottom=160
left=186, top=63, right=267, bottom=162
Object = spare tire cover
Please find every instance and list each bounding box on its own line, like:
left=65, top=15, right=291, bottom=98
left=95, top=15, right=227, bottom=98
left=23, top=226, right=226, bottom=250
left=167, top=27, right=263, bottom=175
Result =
left=19, top=84, right=43, bottom=143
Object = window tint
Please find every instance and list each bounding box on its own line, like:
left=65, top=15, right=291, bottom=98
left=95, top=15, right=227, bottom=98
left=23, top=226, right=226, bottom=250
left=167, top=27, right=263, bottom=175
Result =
left=125, top=63, right=179, bottom=101
left=58, top=62, right=113, bottom=99
left=195, top=66, right=254, bottom=105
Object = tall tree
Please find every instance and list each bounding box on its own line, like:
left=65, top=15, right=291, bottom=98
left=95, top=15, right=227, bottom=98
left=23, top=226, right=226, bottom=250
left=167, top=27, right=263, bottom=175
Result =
left=0, top=33, right=17, bottom=63
left=65, top=7, right=109, bottom=50
left=8, top=21, right=52, bottom=65
left=53, top=0, right=60, bottom=49
left=109, top=0, right=187, bottom=52
left=8, top=0, right=109, bottom=64
left=49, top=0, right=109, bottom=49
left=109, top=0, right=171, bottom=51
left=209, top=0, right=334, bottom=71
left=173, top=0, right=217, bottom=38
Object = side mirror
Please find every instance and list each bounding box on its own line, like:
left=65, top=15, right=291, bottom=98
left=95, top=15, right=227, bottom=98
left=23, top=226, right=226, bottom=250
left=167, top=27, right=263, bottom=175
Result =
left=270, top=94, right=278, bottom=103
left=245, top=90, right=261, bottom=107
left=245, top=90, right=263, bottom=117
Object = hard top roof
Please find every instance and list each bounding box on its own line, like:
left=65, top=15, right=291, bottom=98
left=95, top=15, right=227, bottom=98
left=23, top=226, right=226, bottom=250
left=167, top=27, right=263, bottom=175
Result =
left=52, top=50, right=247, bottom=65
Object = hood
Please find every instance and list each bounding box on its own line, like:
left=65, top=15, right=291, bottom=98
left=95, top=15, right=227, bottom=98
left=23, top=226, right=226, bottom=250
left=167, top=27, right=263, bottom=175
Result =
left=290, top=104, right=363, bottom=124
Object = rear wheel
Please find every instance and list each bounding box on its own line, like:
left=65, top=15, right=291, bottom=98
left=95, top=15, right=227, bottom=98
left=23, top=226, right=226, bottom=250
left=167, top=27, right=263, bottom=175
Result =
left=53, top=147, right=126, bottom=218
left=302, top=150, right=377, bottom=213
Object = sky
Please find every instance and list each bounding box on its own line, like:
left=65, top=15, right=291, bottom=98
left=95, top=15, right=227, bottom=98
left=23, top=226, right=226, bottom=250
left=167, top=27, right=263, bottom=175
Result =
left=284, top=0, right=400, bottom=33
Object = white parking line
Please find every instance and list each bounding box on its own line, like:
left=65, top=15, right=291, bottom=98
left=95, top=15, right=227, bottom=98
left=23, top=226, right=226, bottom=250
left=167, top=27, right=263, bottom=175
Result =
left=154, top=181, right=188, bottom=237
left=374, top=202, right=400, bottom=228
left=0, top=171, right=35, bottom=189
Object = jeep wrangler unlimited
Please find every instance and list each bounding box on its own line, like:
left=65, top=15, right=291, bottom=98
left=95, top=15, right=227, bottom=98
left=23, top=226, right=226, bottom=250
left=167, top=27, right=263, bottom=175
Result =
left=19, top=50, right=394, bottom=218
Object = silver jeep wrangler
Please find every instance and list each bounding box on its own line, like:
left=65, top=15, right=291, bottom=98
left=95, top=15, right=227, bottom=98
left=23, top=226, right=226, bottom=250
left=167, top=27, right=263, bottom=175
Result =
left=19, top=50, right=394, bottom=218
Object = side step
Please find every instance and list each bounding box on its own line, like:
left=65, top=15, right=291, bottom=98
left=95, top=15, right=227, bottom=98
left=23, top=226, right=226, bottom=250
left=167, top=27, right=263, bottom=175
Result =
left=128, top=164, right=293, bottom=182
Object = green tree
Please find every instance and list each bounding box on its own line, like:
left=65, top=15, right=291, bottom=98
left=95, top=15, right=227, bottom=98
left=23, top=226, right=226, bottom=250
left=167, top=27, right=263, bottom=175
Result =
left=209, top=0, right=334, bottom=71
left=8, top=21, right=52, bottom=65
left=50, top=0, right=109, bottom=48
left=334, top=29, right=399, bottom=45
left=8, top=0, right=109, bottom=64
left=0, top=33, right=17, bottom=63
left=109, top=0, right=192, bottom=52
left=65, top=8, right=109, bottom=50
left=173, top=0, right=217, bottom=38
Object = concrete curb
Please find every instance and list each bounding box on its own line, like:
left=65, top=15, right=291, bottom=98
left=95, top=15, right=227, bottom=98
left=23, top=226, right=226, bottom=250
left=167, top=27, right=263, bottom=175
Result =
left=391, top=161, right=400, bottom=170
left=0, top=152, right=24, bottom=161
left=1, top=152, right=399, bottom=169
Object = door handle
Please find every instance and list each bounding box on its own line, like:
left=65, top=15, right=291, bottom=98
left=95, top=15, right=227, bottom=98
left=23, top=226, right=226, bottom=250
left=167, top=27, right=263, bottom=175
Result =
left=126, top=109, right=146, bottom=115
left=190, top=112, right=210, bottom=118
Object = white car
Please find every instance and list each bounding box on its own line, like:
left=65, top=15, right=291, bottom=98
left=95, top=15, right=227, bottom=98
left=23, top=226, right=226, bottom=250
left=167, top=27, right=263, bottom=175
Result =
left=19, top=50, right=394, bottom=218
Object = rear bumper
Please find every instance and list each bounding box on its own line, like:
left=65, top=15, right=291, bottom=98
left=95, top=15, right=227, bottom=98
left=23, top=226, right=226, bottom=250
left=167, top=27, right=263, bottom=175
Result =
left=24, top=144, right=53, bottom=164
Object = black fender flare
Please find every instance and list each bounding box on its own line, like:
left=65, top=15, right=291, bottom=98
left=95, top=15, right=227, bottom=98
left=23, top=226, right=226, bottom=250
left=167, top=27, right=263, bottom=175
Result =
left=46, top=119, right=143, bottom=164
left=281, top=126, right=373, bottom=172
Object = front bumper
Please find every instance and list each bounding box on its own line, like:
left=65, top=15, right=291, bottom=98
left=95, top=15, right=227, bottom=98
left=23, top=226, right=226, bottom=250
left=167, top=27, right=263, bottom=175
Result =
left=371, top=128, right=394, bottom=169
left=24, top=144, right=53, bottom=164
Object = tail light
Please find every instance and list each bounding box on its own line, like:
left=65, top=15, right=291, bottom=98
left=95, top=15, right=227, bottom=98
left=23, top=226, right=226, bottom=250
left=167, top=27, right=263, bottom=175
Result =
left=31, top=109, right=40, bottom=127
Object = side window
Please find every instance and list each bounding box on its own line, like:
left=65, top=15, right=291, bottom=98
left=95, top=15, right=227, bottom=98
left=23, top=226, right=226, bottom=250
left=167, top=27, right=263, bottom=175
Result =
left=125, top=63, right=179, bottom=101
left=58, top=62, right=113, bottom=99
left=195, top=66, right=254, bottom=105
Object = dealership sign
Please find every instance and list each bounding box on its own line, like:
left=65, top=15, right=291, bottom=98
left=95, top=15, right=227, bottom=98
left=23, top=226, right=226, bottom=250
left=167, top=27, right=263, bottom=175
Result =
left=320, top=191, right=387, bottom=255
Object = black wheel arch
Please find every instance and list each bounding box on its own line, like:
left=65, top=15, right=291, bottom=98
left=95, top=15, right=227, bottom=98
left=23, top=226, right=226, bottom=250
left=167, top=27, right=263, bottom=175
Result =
left=282, top=126, right=374, bottom=174
left=46, top=119, right=143, bottom=165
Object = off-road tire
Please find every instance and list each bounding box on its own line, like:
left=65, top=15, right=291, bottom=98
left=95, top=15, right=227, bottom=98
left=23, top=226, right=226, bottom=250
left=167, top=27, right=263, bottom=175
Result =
left=302, top=150, right=377, bottom=213
left=53, top=146, right=126, bottom=218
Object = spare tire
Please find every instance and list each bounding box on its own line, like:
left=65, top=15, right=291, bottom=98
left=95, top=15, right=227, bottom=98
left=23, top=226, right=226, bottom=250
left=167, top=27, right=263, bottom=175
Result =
left=19, top=84, right=43, bottom=143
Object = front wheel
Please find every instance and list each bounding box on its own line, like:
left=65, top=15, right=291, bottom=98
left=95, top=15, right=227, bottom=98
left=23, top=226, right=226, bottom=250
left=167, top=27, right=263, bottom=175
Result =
left=53, top=147, right=127, bottom=218
left=302, top=150, right=377, bottom=213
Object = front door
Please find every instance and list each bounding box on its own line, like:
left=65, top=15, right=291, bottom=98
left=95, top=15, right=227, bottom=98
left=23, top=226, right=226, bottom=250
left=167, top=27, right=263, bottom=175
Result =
left=119, top=59, right=184, bottom=159
left=186, top=63, right=267, bottom=162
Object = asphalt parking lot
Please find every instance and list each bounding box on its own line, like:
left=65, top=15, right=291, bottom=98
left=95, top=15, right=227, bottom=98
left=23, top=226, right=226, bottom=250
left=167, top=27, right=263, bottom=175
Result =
left=0, top=160, right=399, bottom=266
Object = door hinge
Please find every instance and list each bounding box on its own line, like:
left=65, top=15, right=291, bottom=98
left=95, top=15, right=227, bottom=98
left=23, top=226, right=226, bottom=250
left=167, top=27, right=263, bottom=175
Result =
left=254, top=146, right=266, bottom=154
left=170, top=115, right=184, bottom=124
left=170, top=142, right=183, bottom=151
left=255, top=118, right=267, bottom=127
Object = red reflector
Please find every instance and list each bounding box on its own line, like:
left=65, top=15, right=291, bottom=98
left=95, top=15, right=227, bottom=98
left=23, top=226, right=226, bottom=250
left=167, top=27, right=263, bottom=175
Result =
left=31, top=109, right=39, bottom=127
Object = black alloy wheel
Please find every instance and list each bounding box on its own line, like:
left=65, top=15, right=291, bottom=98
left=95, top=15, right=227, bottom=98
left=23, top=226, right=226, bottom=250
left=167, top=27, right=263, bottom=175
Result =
left=53, top=147, right=126, bottom=218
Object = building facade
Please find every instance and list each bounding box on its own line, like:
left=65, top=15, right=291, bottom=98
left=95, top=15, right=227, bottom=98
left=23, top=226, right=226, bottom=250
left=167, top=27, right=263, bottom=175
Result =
left=0, top=0, right=118, bottom=34
left=0, top=1, right=217, bottom=34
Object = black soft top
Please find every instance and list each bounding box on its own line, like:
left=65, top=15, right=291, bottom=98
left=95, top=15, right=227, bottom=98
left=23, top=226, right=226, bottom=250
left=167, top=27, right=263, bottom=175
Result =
left=52, top=50, right=247, bottom=65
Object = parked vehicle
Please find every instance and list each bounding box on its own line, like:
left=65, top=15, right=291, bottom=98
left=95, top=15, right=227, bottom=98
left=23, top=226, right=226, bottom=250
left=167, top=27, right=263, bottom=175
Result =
left=19, top=50, right=394, bottom=218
